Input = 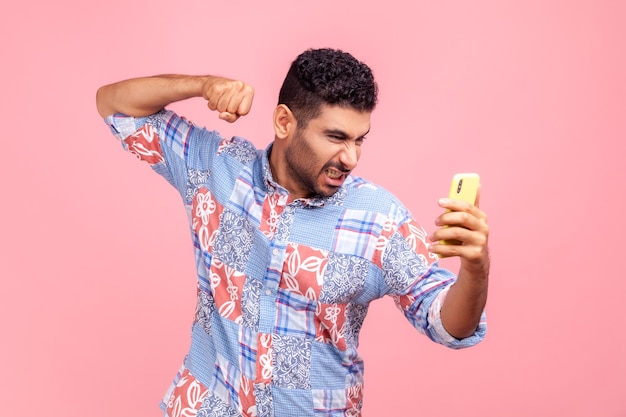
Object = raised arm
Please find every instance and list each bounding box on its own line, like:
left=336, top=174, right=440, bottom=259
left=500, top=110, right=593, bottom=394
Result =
left=95, top=74, right=254, bottom=122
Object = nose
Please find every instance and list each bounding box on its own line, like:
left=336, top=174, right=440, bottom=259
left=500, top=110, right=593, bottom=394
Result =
left=339, top=143, right=360, bottom=171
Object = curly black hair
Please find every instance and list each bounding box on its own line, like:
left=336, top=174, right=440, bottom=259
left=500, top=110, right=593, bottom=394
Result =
left=278, top=48, right=378, bottom=127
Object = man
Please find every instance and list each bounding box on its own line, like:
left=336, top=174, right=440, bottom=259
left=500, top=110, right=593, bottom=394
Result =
left=96, top=48, right=489, bottom=417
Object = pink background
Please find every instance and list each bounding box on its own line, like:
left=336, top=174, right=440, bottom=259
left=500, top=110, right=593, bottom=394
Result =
left=1, top=1, right=625, bottom=416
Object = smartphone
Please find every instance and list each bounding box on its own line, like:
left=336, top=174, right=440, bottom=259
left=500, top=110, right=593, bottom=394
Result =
left=440, top=173, right=480, bottom=247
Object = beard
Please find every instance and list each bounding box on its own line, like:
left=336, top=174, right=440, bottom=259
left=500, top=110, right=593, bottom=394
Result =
left=284, top=129, right=346, bottom=198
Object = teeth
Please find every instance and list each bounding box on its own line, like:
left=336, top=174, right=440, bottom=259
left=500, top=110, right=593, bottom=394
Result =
left=326, top=170, right=342, bottom=179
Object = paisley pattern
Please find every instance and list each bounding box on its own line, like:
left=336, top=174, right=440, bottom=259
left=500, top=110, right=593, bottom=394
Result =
left=104, top=110, right=486, bottom=417
left=213, top=209, right=254, bottom=271
left=217, top=136, right=258, bottom=165
left=272, top=335, right=311, bottom=389
left=343, top=303, right=369, bottom=349
left=195, top=287, right=216, bottom=335
left=241, top=278, right=263, bottom=331
left=187, top=169, right=212, bottom=203
left=319, top=253, right=368, bottom=304
left=253, top=383, right=273, bottom=417
left=146, top=110, right=165, bottom=131
left=382, top=232, right=430, bottom=293
left=273, top=204, right=296, bottom=243
left=197, top=394, right=240, bottom=417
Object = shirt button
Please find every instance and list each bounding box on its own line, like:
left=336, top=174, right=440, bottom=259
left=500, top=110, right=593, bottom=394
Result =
left=258, top=382, right=266, bottom=389
left=272, top=248, right=280, bottom=256
left=265, top=289, right=272, bottom=296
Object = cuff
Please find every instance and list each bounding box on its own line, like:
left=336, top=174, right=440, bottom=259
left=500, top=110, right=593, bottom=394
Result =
left=427, top=286, right=487, bottom=349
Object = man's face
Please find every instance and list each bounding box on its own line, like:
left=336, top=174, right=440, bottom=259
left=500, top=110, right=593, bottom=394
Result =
left=283, top=105, right=371, bottom=199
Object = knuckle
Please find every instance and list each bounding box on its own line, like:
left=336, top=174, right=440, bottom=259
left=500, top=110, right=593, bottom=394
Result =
left=450, top=228, right=463, bottom=240
left=231, top=80, right=243, bottom=90
left=469, top=248, right=482, bottom=260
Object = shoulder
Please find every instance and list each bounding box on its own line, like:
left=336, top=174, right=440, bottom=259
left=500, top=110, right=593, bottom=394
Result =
left=342, top=175, right=412, bottom=223
left=216, top=135, right=261, bottom=166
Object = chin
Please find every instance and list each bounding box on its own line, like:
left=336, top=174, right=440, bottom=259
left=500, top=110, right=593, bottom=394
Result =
left=316, top=186, right=340, bottom=198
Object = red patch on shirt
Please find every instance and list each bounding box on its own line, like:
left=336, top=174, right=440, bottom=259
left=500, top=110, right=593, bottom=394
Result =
left=122, top=124, right=164, bottom=165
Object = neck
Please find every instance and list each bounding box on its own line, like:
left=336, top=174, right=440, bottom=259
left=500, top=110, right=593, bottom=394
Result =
left=268, top=142, right=306, bottom=199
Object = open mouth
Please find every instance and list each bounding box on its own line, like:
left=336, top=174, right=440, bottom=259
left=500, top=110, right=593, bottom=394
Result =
left=325, top=169, right=344, bottom=179
left=324, top=169, right=350, bottom=188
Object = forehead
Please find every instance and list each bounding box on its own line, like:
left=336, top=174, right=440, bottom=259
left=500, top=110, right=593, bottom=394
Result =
left=308, top=105, right=371, bottom=135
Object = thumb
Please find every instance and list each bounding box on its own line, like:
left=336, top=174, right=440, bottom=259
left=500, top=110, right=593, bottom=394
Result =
left=219, top=111, right=239, bottom=123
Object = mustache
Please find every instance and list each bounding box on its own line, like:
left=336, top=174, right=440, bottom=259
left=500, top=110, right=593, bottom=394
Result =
left=322, top=162, right=350, bottom=173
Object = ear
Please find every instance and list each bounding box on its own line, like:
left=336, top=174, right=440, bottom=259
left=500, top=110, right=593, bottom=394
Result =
left=273, top=104, right=296, bottom=140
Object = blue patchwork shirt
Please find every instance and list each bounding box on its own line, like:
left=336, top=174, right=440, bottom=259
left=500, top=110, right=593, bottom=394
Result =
left=104, top=109, right=486, bottom=417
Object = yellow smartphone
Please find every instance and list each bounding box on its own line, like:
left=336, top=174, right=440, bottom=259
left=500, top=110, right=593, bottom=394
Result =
left=440, top=173, right=480, bottom=247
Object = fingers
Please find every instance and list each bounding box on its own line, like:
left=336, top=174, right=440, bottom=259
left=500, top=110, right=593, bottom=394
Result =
left=215, top=84, right=253, bottom=115
left=436, top=210, right=487, bottom=234
left=430, top=226, right=488, bottom=262
left=429, top=197, right=489, bottom=261
left=437, top=198, right=487, bottom=224
left=204, top=78, right=254, bottom=121
left=218, top=112, right=239, bottom=123
left=237, top=90, right=254, bottom=116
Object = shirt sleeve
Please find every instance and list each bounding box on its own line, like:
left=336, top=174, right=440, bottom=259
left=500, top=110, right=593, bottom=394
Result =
left=425, top=285, right=487, bottom=348
left=103, top=110, right=222, bottom=201
left=381, top=217, right=487, bottom=349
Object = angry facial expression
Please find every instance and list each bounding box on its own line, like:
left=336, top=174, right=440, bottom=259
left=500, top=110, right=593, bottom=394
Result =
left=282, top=105, right=371, bottom=199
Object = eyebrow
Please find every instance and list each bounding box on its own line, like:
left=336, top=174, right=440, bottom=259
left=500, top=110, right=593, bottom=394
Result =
left=323, top=128, right=370, bottom=139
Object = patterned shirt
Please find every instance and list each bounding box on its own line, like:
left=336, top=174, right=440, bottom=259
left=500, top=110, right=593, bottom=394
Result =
left=105, top=110, right=486, bottom=417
